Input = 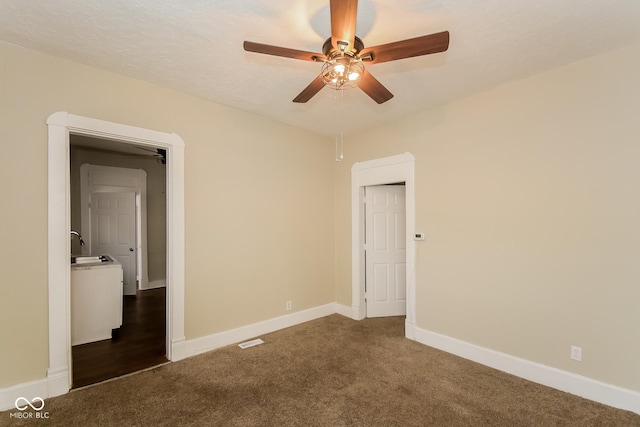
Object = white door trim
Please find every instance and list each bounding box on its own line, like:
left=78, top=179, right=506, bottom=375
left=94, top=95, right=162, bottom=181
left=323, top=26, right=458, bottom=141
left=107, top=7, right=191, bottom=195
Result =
left=351, top=153, right=416, bottom=337
left=46, top=112, right=186, bottom=398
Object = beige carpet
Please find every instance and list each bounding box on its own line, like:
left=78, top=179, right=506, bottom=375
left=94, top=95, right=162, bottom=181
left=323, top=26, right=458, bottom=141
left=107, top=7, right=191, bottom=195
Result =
left=2, top=315, right=639, bottom=426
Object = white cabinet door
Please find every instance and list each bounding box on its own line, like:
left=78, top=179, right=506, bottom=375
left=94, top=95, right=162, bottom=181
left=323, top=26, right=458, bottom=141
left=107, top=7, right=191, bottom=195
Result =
left=365, top=185, right=406, bottom=317
left=91, top=192, right=137, bottom=295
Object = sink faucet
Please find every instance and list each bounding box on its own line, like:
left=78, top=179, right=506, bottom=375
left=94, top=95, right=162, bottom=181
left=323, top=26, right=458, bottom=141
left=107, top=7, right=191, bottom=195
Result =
left=70, top=231, right=85, bottom=246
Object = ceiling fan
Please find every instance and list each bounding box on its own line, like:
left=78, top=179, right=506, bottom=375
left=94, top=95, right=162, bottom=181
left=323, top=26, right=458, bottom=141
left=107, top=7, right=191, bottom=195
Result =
left=243, top=0, right=449, bottom=104
left=135, top=146, right=167, bottom=164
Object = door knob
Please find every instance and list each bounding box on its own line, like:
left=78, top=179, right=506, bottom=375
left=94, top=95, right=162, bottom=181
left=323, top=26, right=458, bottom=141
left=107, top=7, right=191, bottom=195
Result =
left=129, top=248, right=134, bottom=252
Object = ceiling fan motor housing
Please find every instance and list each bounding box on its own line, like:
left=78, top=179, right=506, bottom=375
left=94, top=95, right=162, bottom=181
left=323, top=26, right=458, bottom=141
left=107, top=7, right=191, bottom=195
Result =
left=322, top=36, right=364, bottom=56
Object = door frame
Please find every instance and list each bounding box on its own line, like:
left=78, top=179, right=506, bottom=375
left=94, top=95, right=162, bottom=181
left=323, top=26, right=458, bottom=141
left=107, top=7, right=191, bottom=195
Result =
left=46, top=112, right=186, bottom=397
left=351, top=153, right=416, bottom=338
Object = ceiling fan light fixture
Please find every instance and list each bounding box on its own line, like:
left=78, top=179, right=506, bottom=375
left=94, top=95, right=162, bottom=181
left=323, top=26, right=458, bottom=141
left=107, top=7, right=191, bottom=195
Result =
left=321, top=53, right=364, bottom=90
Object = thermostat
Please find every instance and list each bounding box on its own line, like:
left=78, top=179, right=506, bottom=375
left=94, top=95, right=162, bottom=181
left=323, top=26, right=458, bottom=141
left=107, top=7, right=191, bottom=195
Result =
left=414, top=233, right=426, bottom=241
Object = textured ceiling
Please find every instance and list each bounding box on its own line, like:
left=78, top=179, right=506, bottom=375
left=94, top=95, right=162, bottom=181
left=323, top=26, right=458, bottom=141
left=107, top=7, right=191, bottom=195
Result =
left=1, top=0, right=640, bottom=137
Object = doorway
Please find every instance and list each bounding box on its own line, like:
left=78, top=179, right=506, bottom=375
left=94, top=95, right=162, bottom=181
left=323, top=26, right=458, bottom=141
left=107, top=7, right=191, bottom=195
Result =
left=46, top=112, right=185, bottom=398
left=350, top=153, right=416, bottom=338
left=69, top=136, right=168, bottom=387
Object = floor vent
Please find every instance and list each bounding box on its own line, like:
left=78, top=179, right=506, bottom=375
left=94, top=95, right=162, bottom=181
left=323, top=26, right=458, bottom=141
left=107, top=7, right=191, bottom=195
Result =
left=238, top=338, right=264, bottom=349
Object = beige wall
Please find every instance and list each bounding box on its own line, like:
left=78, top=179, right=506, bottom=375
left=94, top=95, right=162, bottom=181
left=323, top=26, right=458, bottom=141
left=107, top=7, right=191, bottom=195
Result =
left=2, top=36, right=638, bottom=397
left=334, top=43, right=640, bottom=392
left=0, top=41, right=334, bottom=387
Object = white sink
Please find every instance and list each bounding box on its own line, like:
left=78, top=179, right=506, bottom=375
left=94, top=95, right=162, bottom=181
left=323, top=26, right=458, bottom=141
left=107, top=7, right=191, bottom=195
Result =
left=71, top=255, right=112, bottom=265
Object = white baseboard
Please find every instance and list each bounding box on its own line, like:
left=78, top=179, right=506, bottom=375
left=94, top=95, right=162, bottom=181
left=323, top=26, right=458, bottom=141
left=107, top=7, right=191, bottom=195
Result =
left=413, top=326, right=640, bottom=415
left=142, top=279, right=166, bottom=290
left=1, top=378, right=48, bottom=412
left=169, top=337, right=187, bottom=362
left=46, top=367, right=70, bottom=399
left=184, top=303, right=337, bottom=358
left=0, top=367, right=70, bottom=412
left=335, top=303, right=365, bottom=320
left=404, top=319, right=416, bottom=340
left=335, top=303, right=353, bottom=318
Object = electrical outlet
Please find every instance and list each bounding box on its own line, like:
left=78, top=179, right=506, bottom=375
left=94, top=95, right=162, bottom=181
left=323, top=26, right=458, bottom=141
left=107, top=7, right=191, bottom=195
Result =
left=286, top=300, right=292, bottom=311
left=570, top=345, right=582, bottom=361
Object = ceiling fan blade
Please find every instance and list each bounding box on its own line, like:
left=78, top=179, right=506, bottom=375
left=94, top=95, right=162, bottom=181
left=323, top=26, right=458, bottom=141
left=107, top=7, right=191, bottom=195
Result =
left=244, top=41, right=326, bottom=62
left=360, top=31, right=449, bottom=65
left=358, top=70, right=393, bottom=104
left=293, top=74, right=325, bottom=103
left=330, top=0, right=358, bottom=51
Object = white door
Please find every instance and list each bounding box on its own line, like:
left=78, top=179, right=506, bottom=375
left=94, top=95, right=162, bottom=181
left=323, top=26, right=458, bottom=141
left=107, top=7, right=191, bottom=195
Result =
left=91, top=192, right=137, bottom=295
left=365, top=185, right=406, bottom=317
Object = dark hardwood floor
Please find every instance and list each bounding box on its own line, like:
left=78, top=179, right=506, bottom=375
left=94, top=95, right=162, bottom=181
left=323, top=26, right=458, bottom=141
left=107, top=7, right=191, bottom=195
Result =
left=72, top=287, right=168, bottom=389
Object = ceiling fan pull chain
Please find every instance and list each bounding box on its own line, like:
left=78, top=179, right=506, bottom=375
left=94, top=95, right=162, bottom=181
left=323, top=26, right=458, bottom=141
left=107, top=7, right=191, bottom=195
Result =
left=335, top=130, right=344, bottom=163
left=335, top=89, right=344, bottom=162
